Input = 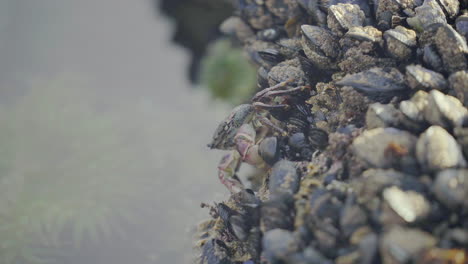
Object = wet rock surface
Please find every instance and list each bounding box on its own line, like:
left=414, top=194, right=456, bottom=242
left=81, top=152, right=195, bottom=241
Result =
left=195, top=0, right=468, bottom=263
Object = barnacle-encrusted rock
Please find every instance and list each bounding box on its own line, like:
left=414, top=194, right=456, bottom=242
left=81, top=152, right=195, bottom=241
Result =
left=336, top=67, right=407, bottom=101
left=198, top=0, right=468, bottom=262
left=416, top=126, right=467, bottom=171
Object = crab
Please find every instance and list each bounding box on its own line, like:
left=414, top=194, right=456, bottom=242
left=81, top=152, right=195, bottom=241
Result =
left=207, top=79, right=312, bottom=193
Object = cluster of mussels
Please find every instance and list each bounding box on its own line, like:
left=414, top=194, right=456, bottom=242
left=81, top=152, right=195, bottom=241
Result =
left=195, top=0, right=468, bottom=263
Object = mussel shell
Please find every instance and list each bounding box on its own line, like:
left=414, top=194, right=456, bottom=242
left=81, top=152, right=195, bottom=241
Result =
left=259, top=137, right=280, bottom=166
left=434, top=24, right=468, bottom=73
left=200, top=239, right=231, bottom=264
left=345, top=26, right=383, bottom=43
left=407, top=0, right=446, bottom=31
left=384, top=26, right=417, bottom=47
left=260, top=194, right=295, bottom=231
left=217, top=203, right=234, bottom=223
left=308, top=127, right=329, bottom=150
left=289, top=132, right=308, bottom=150
left=301, top=25, right=340, bottom=58
left=455, top=14, right=468, bottom=39
left=300, top=25, right=339, bottom=69
left=269, top=159, right=300, bottom=196
left=258, top=48, right=285, bottom=65
left=257, top=66, right=270, bottom=89
left=383, top=26, right=417, bottom=60
left=422, top=44, right=444, bottom=72
left=336, top=67, right=407, bottom=101
left=298, top=50, right=331, bottom=85
left=229, top=214, right=250, bottom=241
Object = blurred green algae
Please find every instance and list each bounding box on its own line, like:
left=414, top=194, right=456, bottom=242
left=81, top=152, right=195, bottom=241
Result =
left=199, top=39, right=257, bottom=105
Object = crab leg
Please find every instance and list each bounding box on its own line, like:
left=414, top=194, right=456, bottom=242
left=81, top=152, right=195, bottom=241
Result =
left=252, top=78, right=295, bottom=101
left=256, top=115, right=287, bottom=136
left=260, top=85, right=311, bottom=98
left=252, top=101, right=290, bottom=110
left=218, top=151, right=244, bottom=194
left=234, top=124, right=265, bottom=167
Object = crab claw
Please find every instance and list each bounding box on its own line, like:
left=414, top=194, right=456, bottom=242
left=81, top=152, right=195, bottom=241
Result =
left=234, top=124, right=256, bottom=158
left=218, top=152, right=244, bottom=194
left=234, top=124, right=265, bottom=167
